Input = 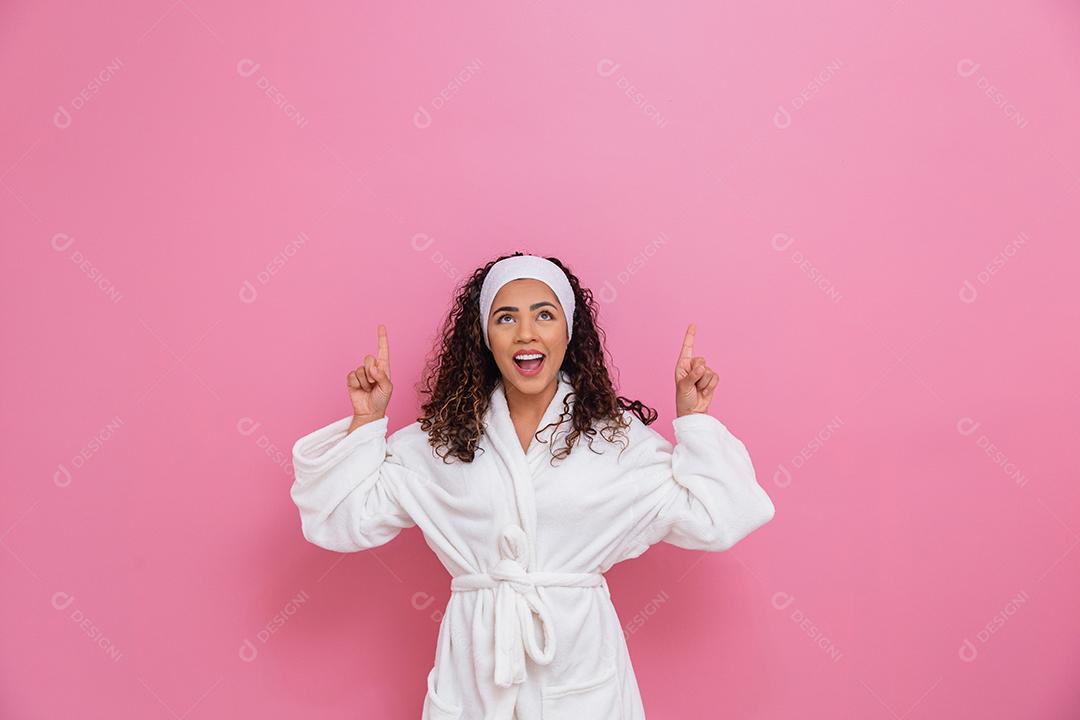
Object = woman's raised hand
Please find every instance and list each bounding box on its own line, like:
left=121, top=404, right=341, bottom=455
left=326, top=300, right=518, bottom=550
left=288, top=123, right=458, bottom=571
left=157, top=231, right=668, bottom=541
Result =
left=675, top=322, right=719, bottom=417
left=347, top=324, right=393, bottom=424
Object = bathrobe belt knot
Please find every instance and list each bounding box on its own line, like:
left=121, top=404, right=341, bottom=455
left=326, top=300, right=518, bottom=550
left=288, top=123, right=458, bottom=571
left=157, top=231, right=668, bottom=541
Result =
left=450, top=524, right=605, bottom=688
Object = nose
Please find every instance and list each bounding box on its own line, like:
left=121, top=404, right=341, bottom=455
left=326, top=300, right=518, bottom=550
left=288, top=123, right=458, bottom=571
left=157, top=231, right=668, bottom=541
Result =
left=513, top=316, right=537, bottom=341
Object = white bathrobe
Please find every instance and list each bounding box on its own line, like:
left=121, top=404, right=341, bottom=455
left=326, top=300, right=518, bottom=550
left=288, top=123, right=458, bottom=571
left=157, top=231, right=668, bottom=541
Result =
left=290, top=370, right=775, bottom=720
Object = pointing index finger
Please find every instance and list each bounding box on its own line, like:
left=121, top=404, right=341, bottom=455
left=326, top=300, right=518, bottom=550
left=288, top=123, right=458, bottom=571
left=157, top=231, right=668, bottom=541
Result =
left=679, top=323, right=696, bottom=363
left=377, top=324, right=389, bottom=364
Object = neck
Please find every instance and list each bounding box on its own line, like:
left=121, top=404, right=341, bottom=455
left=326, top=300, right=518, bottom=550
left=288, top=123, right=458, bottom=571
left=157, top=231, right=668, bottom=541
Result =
left=502, top=376, right=559, bottom=422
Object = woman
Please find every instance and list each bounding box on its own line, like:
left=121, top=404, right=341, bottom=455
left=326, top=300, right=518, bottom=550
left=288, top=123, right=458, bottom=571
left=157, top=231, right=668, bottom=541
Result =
left=290, top=252, right=776, bottom=720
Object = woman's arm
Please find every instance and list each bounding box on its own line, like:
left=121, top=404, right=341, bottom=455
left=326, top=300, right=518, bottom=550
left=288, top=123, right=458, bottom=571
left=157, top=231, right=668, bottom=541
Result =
left=290, top=414, right=416, bottom=552
left=621, top=412, right=775, bottom=554
left=290, top=323, right=416, bottom=552
left=618, top=322, right=775, bottom=555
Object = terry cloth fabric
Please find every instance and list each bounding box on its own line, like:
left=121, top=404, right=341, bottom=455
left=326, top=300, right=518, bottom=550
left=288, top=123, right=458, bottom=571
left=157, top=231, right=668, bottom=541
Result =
left=290, top=370, right=776, bottom=719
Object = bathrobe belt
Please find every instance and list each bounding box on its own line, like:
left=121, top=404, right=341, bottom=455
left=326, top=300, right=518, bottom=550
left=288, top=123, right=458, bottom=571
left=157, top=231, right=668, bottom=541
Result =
left=449, top=524, right=606, bottom=688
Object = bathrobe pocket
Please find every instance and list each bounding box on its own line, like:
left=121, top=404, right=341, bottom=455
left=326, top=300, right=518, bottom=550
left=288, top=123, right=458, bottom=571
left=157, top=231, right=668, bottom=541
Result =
left=421, top=665, right=462, bottom=720
left=422, top=611, right=464, bottom=720
left=540, top=664, right=620, bottom=719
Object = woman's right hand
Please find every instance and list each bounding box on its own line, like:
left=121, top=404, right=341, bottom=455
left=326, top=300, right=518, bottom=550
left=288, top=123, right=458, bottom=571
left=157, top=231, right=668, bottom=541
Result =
left=346, top=324, right=393, bottom=428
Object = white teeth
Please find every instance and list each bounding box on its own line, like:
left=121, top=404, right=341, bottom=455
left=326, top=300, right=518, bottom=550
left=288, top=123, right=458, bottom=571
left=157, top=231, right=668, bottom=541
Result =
left=515, top=353, right=543, bottom=360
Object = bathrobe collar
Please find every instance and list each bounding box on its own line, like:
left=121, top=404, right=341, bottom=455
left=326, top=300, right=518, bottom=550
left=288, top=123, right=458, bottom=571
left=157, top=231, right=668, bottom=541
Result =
left=483, top=369, right=575, bottom=570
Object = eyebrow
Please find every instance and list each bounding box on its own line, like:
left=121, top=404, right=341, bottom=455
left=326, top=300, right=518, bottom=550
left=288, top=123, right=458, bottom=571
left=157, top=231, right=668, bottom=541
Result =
left=492, top=301, right=558, bottom=314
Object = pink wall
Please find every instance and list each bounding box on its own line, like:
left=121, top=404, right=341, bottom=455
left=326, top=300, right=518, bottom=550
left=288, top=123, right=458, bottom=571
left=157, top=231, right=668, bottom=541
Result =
left=2, top=0, right=1078, bottom=717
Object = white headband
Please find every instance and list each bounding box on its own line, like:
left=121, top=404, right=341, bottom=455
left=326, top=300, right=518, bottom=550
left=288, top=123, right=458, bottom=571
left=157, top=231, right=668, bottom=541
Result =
left=479, top=255, right=575, bottom=349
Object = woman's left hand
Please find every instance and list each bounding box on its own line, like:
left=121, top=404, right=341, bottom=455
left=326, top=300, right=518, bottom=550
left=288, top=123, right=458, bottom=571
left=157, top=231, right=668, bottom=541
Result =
left=675, top=323, right=719, bottom=417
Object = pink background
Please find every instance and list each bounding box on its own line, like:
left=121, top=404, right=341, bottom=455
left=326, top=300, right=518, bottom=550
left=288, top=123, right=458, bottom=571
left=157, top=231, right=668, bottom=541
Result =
left=2, top=0, right=1079, bottom=717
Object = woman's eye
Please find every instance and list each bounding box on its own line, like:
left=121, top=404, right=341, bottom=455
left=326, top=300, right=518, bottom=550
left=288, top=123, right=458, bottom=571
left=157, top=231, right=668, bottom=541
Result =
left=496, top=310, right=553, bottom=323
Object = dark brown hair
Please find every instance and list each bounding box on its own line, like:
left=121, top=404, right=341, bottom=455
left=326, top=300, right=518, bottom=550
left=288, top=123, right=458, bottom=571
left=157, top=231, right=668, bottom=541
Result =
left=416, top=252, right=657, bottom=464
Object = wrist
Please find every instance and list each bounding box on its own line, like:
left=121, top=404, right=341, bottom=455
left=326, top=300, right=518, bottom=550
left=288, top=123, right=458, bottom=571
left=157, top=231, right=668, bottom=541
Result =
left=347, top=413, right=385, bottom=434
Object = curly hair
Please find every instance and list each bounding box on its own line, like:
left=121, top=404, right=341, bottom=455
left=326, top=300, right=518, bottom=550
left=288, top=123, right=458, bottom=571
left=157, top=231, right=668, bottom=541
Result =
left=415, top=252, right=658, bottom=465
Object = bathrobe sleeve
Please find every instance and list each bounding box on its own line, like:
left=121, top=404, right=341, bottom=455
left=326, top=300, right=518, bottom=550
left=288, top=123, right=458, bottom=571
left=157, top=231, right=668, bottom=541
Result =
left=290, top=414, right=416, bottom=552
left=622, top=411, right=775, bottom=554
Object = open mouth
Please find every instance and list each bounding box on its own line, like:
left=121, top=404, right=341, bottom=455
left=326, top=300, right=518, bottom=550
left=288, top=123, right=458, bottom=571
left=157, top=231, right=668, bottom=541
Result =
left=512, top=351, right=546, bottom=376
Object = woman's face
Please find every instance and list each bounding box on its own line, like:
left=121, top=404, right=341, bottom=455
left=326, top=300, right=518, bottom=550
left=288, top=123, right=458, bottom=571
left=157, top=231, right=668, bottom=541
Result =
left=486, top=278, right=569, bottom=396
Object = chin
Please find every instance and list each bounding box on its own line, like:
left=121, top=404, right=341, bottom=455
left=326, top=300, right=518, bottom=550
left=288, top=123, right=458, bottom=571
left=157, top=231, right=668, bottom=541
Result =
left=501, top=366, right=555, bottom=394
